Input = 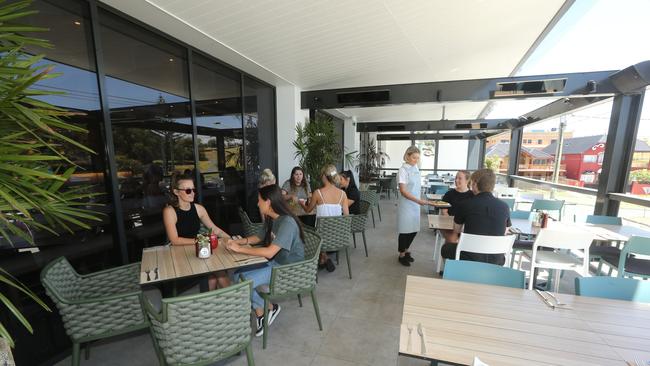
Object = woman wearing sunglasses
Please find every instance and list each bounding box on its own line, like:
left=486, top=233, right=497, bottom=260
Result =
left=163, top=173, right=230, bottom=290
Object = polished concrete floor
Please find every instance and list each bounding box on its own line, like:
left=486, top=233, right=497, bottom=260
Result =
left=54, top=198, right=577, bottom=366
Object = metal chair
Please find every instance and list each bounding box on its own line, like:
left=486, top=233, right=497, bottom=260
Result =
left=443, top=260, right=525, bottom=289
left=455, top=233, right=516, bottom=267
left=615, top=236, right=650, bottom=279
left=586, top=215, right=623, bottom=275
left=238, top=207, right=264, bottom=237
left=257, top=226, right=323, bottom=349
left=527, top=228, right=595, bottom=291
left=351, top=200, right=371, bottom=257
left=142, top=281, right=255, bottom=365
left=41, top=257, right=148, bottom=366
left=500, top=198, right=515, bottom=211
left=316, top=215, right=353, bottom=279
left=531, top=199, right=565, bottom=220
left=360, top=190, right=380, bottom=227
left=575, top=276, right=650, bottom=303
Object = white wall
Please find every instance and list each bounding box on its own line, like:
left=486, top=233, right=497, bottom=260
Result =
left=275, top=84, right=307, bottom=184
left=437, top=140, right=469, bottom=171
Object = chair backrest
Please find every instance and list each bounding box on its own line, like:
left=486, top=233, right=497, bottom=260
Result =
left=360, top=190, right=378, bottom=206
left=148, top=280, right=253, bottom=365
left=237, top=207, right=253, bottom=226
left=533, top=228, right=595, bottom=251
left=510, top=210, right=532, bottom=220
left=531, top=199, right=564, bottom=213
left=456, top=233, right=516, bottom=266
left=41, top=257, right=81, bottom=302
left=443, top=260, right=525, bottom=289
left=586, top=215, right=622, bottom=226
left=316, top=215, right=352, bottom=251
left=434, top=187, right=448, bottom=195
left=500, top=198, right=515, bottom=211
left=351, top=201, right=371, bottom=232
left=495, top=186, right=518, bottom=198
left=575, top=276, right=650, bottom=303
left=302, top=225, right=322, bottom=260
left=238, top=207, right=262, bottom=237
left=618, top=236, right=650, bottom=277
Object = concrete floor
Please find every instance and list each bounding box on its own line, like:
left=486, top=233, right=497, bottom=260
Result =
left=54, top=198, right=577, bottom=366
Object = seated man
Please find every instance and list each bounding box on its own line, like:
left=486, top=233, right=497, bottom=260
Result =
left=440, top=169, right=511, bottom=266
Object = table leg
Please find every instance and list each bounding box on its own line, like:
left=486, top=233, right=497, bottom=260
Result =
left=434, top=230, right=443, bottom=275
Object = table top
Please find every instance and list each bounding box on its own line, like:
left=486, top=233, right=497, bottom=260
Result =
left=509, top=219, right=650, bottom=242
left=400, top=275, right=650, bottom=366
left=139, top=242, right=267, bottom=285
left=428, top=214, right=454, bottom=230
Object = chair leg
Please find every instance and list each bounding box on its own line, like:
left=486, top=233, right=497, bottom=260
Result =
left=345, top=247, right=352, bottom=279
left=311, top=290, right=323, bottom=331
left=262, top=298, right=270, bottom=349
left=352, top=233, right=357, bottom=248
left=245, top=343, right=255, bottom=366
left=553, top=269, right=561, bottom=293
left=377, top=204, right=382, bottom=221
left=336, top=251, right=340, bottom=265
left=370, top=209, right=376, bottom=228
left=297, top=294, right=303, bottom=307
left=528, top=266, right=536, bottom=290
left=72, top=342, right=80, bottom=366
left=509, top=251, right=516, bottom=269
left=84, top=342, right=90, bottom=360
left=362, top=231, right=368, bottom=257
left=596, top=258, right=604, bottom=275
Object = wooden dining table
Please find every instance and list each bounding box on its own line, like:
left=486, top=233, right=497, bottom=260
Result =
left=139, top=241, right=267, bottom=285
left=400, top=275, right=650, bottom=366
left=509, top=219, right=650, bottom=243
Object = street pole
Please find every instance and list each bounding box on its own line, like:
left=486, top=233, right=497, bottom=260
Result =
left=551, top=115, right=567, bottom=199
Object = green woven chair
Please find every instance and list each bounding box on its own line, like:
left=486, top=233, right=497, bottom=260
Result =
left=238, top=207, right=264, bottom=237
left=257, top=225, right=323, bottom=349
left=360, top=190, right=380, bottom=227
left=40, top=257, right=148, bottom=366
left=142, top=280, right=255, bottom=366
left=316, top=215, right=353, bottom=279
left=351, top=200, right=371, bottom=257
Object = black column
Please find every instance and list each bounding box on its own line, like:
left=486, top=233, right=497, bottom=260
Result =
left=507, top=128, right=523, bottom=187
left=594, top=91, right=646, bottom=215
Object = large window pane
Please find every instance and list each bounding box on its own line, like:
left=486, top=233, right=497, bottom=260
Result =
left=100, top=9, right=193, bottom=261
left=192, top=52, right=244, bottom=231
left=512, top=180, right=596, bottom=223
left=517, top=120, right=559, bottom=181
left=437, top=140, right=468, bottom=171
left=627, top=89, right=650, bottom=196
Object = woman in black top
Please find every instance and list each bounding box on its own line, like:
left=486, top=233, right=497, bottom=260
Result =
left=440, top=170, right=474, bottom=243
left=162, top=173, right=230, bottom=290
left=339, top=170, right=361, bottom=215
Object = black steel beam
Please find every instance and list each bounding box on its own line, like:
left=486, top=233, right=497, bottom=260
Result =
left=507, top=128, right=523, bottom=187
left=377, top=132, right=491, bottom=141
left=594, top=90, right=646, bottom=215
left=515, top=96, right=611, bottom=129
left=303, top=70, right=618, bottom=109
left=356, top=119, right=510, bottom=132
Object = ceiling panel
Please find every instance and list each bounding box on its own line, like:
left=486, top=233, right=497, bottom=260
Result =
left=327, top=101, right=488, bottom=122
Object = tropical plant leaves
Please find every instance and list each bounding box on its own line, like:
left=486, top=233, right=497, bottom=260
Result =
left=293, top=116, right=343, bottom=189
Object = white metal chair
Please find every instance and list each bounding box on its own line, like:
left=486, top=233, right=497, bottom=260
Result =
left=455, top=233, right=517, bottom=267
left=527, top=228, right=595, bottom=291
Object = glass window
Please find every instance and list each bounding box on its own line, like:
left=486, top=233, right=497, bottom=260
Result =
left=627, top=89, right=650, bottom=196
left=518, top=120, right=558, bottom=181
left=484, top=131, right=509, bottom=174
left=437, top=140, right=468, bottom=171
left=100, top=9, right=193, bottom=261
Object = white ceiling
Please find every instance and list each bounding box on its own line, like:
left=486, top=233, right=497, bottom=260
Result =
left=327, top=102, right=489, bottom=122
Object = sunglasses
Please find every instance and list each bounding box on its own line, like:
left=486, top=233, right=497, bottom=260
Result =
left=177, top=188, right=196, bottom=194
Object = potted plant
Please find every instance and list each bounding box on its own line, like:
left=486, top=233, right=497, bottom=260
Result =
left=0, top=0, right=101, bottom=349
left=358, top=138, right=389, bottom=184
left=292, top=115, right=343, bottom=189
left=629, top=169, right=650, bottom=195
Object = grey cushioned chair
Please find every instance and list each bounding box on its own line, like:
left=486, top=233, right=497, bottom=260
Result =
left=40, top=257, right=148, bottom=366
left=317, top=215, right=353, bottom=279
left=360, top=190, right=380, bottom=227
left=351, top=200, right=371, bottom=257
left=257, top=225, right=323, bottom=349
left=142, top=280, right=255, bottom=366
left=238, top=207, right=264, bottom=237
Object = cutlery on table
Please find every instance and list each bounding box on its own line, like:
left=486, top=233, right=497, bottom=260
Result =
left=145, top=269, right=151, bottom=281
left=535, top=289, right=555, bottom=309
left=417, top=323, right=427, bottom=355
left=406, top=324, right=413, bottom=352
left=544, top=291, right=568, bottom=307
left=154, top=267, right=159, bottom=280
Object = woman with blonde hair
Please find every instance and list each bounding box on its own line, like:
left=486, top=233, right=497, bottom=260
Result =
left=396, top=146, right=433, bottom=266
left=258, top=168, right=276, bottom=188
left=301, top=164, right=349, bottom=271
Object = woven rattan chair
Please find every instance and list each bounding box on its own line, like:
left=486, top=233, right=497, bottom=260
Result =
left=238, top=207, right=264, bottom=237
left=360, top=190, right=380, bottom=227
left=316, top=215, right=353, bottom=279
left=40, top=257, right=148, bottom=366
left=257, top=225, right=323, bottom=349
left=142, top=280, right=255, bottom=366
left=351, top=200, right=371, bottom=257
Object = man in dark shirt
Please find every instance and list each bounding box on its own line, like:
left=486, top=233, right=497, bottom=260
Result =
left=440, top=169, right=511, bottom=266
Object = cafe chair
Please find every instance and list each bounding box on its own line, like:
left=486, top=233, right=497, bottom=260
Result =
left=257, top=226, right=323, bottom=349
left=351, top=200, right=371, bottom=257
left=500, top=198, right=515, bottom=211
left=360, top=190, right=380, bottom=227
left=508, top=210, right=536, bottom=269
left=317, top=215, right=353, bottom=279
left=238, top=207, right=264, bottom=237
left=586, top=215, right=623, bottom=275
left=527, top=228, right=595, bottom=292
left=611, top=236, right=650, bottom=279
left=575, top=276, right=650, bottom=303
left=455, top=233, right=516, bottom=267
left=142, top=280, right=256, bottom=365
left=531, top=199, right=565, bottom=221
left=443, top=260, right=525, bottom=289
left=40, top=257, right=148, bottom=366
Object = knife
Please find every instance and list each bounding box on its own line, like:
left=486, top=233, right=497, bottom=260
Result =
left=417, top=323, right=427, bottom=355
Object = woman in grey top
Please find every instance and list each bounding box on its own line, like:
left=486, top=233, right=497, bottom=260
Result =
left=281, top=166, right=311, bottom=204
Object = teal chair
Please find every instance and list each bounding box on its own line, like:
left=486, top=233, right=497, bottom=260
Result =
left=434, top=187, right=448, bottom=195
left=500, top=198, right=515, bottom=211
left=586, top=215, right=623, bottom=275
left=616, top=236, right=650, bottom=279
left=443, top=260, right=525, bottom=289
left=510, top=210, right=532, bottom=220
left=575, top=277, right=650, bottom=303
left=531, top=199, right=564, bottom=220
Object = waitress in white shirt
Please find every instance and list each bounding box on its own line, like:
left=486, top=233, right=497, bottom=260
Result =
left=396, top=146, right=431, bottom=266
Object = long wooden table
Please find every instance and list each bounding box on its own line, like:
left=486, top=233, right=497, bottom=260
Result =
left=139, top=241, right=267, bottom=285
left=400, top=275, right=650, bottom=366
left=509, top=219, right=650, bottom=243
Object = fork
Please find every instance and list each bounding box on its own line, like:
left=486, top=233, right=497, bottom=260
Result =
left=145, top=269, right=151, bottom=281
left=154, top=267, right=159, bottom=280
left=406, top=324, right=413, bottom=351
left=535, top=289, right=555, bottom=309
left=417, top=323, right=427, bottom=355
left=544, top=291, right=568, bottom=306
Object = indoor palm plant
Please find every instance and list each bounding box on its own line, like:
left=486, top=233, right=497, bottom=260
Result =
left=0, top=0, right=101, bottom=348
left=358, top=138, right=389, bottom=182
left=293, top=115, right=343, bottom=189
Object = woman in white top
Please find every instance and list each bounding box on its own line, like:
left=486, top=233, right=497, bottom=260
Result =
left=396, top=146, right=434, bottom=266
left=301, top=164, right=349, bottom=271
